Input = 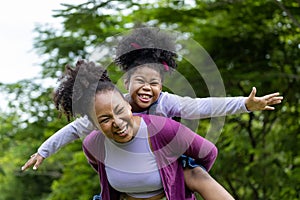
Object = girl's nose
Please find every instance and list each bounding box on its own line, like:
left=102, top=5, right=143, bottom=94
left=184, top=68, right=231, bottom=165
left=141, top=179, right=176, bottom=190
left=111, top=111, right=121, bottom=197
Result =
left=142, top=82, right=151, bottom=90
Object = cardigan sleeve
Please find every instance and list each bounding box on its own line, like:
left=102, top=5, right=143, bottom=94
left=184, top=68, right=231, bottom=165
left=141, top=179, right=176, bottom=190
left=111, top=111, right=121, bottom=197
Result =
left=145, top=114, right=218, bottom=171
left=182, top=126, right=218, bottom=171
left=82, top=131, right=102, bottom=172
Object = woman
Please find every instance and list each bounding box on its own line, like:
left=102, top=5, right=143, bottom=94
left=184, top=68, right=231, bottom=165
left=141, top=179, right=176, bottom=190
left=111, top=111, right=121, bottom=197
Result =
left=55, top=60, right=218, bottom=199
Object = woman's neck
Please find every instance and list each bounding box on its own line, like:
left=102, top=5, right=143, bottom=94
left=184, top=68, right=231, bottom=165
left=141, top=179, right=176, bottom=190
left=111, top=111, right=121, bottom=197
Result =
left=131, top=115, right=141, bottom=137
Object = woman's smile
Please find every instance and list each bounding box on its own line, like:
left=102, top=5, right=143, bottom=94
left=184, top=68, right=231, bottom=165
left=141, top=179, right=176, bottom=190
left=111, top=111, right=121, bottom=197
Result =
left=94, top=90, right=140, bottom=143
left=114, top=126, right=128, bottom=137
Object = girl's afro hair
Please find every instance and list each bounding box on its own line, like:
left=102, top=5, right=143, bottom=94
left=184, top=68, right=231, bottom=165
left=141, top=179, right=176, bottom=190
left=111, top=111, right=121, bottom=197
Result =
left=114, top=27, right=178, bottom=71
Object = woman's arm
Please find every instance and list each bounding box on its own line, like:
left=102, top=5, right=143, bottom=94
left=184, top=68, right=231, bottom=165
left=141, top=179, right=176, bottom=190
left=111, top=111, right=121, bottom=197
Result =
left=146, top=115, right=217, bottom=171
left=174, top=122, right=218, bottom=171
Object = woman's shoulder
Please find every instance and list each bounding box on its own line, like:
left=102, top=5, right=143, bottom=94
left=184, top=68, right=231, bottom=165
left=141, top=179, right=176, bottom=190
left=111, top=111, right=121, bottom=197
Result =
left=139, top=114, right=179, bottom=132
left=84, top=130, right=104, bottom=146
left=139, top=113, right=170, bottom=121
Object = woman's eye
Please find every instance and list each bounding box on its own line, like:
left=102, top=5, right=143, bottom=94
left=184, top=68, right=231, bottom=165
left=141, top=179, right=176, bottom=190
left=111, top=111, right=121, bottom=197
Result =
left=100, top=118, right=110, bottom=123
left=116, top=108, right=124, bottom=115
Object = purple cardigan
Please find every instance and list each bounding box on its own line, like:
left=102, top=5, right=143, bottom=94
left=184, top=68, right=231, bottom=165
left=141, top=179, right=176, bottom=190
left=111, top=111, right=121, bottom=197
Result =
left=83, top=114, right=218, bottom=200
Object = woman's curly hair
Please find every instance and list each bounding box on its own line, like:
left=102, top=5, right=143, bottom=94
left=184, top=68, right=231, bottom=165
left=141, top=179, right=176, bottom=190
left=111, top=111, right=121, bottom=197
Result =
left=53, top=59, right=111, bottom=121
left=114, top=27, right=178, bottom=72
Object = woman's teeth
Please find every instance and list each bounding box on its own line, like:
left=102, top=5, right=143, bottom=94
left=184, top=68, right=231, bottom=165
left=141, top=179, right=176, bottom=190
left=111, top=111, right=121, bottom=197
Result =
left=116, top=127, right=126, bottom=135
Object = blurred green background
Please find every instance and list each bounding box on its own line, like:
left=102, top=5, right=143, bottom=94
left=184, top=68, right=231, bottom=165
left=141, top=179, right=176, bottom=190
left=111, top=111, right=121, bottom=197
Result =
left=0, top=0, right=299, bottom=199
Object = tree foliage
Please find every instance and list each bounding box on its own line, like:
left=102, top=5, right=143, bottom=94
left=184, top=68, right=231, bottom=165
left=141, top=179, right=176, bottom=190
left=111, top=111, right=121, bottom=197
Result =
left=0, top=0, right=299, bottom=199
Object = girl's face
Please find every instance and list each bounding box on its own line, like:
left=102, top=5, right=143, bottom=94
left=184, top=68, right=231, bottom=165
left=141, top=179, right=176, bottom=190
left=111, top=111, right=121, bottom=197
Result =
left=94, top=90, right=138, bottom=143
left=125, top=66, right=162, bottom=112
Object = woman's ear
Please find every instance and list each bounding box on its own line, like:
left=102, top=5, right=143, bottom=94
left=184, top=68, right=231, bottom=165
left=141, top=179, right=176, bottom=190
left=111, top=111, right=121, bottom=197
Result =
left=127, top=101, right=132, bottom=111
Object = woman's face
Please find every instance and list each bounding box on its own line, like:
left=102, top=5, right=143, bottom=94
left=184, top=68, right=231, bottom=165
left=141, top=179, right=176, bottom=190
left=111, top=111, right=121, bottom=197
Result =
left=94, top=90, right=136, bottom=143
left=126, top=66, right=162, bottom=112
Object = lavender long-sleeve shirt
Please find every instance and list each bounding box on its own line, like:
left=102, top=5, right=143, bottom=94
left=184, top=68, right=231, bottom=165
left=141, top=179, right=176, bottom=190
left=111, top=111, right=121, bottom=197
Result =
left=38, top=92, right=248, bottom=158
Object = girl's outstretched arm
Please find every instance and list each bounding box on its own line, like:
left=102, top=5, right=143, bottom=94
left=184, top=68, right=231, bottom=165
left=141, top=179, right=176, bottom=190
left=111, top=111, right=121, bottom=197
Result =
left=21, top=116, right=95, bottom=171
left=245, top=87, right=283, bottom=111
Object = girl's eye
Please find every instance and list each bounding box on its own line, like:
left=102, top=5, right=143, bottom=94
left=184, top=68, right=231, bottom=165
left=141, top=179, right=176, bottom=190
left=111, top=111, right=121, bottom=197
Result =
left=135, top=79, right=144, bottom=84
left=151, top=82, right=160, bottom=86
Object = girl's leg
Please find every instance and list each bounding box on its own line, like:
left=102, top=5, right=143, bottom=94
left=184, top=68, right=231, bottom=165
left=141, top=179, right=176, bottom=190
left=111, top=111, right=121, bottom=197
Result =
left=184, top=167, right=235, bottom=200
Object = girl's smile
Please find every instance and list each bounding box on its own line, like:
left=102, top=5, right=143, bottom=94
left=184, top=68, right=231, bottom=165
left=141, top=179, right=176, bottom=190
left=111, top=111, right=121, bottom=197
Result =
left=126, top=66, right=162, bottom=112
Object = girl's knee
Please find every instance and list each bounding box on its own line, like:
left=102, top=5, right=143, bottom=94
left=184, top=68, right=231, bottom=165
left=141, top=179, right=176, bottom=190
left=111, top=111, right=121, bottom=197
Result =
left=190, top=167, right=211, bottom=180
left=184, top=167, right=212, bottom=191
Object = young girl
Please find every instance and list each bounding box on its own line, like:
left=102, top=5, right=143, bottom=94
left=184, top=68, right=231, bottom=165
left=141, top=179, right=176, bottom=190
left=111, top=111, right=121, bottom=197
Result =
left=54, top=60, right=218, bottom=199
left=22, top=28, right=282, bottom=199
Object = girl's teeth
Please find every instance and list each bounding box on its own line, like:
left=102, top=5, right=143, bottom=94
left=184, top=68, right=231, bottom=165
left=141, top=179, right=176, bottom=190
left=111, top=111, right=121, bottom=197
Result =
left=141, top=95, right=149, bottom=99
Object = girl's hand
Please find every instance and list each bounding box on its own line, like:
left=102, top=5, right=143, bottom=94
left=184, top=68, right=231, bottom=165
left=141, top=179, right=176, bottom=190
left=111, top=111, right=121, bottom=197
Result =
left=21, top=153, right=44, bottom=171
left=245, top=87, right=283, bottom=111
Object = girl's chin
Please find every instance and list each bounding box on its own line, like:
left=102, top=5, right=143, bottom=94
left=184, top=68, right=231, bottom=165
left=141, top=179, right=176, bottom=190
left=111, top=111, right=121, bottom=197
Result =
left=137, top=102, right=152, bottom=108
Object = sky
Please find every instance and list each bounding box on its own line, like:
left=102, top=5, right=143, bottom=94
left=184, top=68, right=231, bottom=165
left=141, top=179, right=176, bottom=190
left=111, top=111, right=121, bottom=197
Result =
left=0, top=0, right=81, bottom=84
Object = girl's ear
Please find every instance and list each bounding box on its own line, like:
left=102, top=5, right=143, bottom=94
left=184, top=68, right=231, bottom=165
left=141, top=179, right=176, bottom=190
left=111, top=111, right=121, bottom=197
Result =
left=124, top=79, right=129, bottom=90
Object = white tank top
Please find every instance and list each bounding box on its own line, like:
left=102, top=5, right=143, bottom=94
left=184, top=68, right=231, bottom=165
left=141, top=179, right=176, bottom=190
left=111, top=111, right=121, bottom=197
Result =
left=104, top=119, right=163, bottom=198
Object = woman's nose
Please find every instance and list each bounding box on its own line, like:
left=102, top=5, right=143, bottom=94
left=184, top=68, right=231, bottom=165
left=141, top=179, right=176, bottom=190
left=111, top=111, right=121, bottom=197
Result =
left=112, top=116, right=123, bottom=128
